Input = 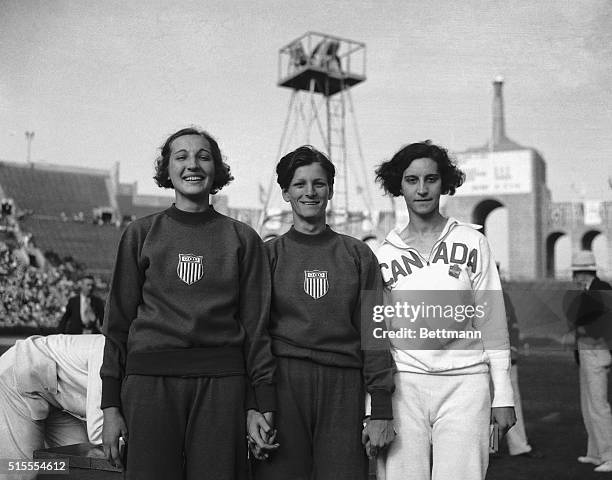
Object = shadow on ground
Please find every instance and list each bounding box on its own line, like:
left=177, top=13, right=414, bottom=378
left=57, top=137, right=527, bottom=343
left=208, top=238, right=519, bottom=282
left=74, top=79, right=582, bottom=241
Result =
left=487, top=351, right=599, bottom=480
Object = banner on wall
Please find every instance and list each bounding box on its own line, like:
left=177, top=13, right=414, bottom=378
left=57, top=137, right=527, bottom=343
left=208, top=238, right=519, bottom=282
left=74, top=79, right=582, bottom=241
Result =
left=584, top=200, right=602, bottom=226
left=454, top=150, right=533, bottom=196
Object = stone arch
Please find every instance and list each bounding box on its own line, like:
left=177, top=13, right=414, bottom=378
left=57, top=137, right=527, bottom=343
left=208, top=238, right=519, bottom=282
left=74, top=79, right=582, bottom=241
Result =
left=470, top=199, right=509, bottom=269
left=472, top=199, right=504, bottom=235
left=582, top=229, right=602, bottom=251
left=591, top=232, right=609, bottom=277
left=546, top=231, right=566, bottom=278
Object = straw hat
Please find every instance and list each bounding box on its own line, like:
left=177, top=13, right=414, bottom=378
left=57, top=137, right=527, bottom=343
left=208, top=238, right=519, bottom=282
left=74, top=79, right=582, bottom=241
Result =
left=570, top=250, right=597, bottom=272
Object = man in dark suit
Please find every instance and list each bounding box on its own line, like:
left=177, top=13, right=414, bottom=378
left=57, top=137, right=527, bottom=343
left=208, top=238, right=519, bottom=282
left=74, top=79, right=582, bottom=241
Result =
left=58, top=275, right=105, bottom=334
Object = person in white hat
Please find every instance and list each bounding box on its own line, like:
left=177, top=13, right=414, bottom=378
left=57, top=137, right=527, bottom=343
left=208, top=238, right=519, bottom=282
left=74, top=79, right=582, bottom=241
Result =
left=570, top=250, right=612, bottom=473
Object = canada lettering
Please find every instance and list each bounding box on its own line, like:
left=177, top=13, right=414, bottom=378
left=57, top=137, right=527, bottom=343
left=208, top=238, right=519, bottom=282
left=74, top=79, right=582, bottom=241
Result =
left=380, top=242, right=478, bottom=285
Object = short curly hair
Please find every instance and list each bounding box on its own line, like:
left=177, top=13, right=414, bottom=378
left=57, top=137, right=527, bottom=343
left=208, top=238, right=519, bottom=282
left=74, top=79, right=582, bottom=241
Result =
left=153, top=127, right=233, bottom=194
left=276, top=145, right=335, bottom=190
left=375, top=140, right=465, bottom=196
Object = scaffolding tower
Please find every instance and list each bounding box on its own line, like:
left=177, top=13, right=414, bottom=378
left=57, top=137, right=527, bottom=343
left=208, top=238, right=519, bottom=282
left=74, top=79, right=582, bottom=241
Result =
left=258, top=32, right=375, bottom=239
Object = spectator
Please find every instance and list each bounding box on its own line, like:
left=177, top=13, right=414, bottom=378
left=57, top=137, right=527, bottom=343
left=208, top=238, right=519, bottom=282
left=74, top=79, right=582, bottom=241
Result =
left=310, top=38, right=342, bottom=73
left=569, top=251, right=612, bottom=473
left=0, top=242, right=91, bottom=330
left=58, top=274, right=105, bottom=334
left=288, top=40, right=308, bottom=71
left=500, top=274, right=542, bottom=458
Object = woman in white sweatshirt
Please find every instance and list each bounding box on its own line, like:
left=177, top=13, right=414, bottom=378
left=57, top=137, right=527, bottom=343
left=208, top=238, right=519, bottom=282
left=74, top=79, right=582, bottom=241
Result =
left=374, top=141, right=515, bottom=480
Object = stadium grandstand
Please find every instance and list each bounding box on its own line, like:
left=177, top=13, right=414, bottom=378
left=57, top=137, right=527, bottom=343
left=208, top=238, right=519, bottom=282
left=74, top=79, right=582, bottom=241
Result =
left=0, top=160, right=172, bottom=276
left=117, top=182, right=176, bottom=222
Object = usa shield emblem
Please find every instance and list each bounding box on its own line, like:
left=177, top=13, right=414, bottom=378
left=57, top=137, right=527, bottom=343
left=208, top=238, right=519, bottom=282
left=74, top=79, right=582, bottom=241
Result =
left=177, top=254, right=204, bottom=285
left=303, top=270, right=328, bottom=299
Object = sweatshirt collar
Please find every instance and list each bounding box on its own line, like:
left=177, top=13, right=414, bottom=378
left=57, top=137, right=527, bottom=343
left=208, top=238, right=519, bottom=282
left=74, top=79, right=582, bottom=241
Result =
left=165, top=204, right=218, bottom=225
left=383, top=217, right=481, bottom=249
left=286, top=225, right=335, bottom=245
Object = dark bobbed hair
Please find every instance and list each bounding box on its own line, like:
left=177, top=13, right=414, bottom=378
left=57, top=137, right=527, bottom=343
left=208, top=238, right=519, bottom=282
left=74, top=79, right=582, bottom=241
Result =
left=375, top=140, right=465, bottom=196
left=276, top=145, right=335, bottom=190
left=153, top=127, right=233, bottom=194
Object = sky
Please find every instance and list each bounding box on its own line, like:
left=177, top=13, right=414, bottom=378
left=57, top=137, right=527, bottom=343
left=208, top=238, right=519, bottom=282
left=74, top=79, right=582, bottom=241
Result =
left=1, top=0, right=611, bottom=209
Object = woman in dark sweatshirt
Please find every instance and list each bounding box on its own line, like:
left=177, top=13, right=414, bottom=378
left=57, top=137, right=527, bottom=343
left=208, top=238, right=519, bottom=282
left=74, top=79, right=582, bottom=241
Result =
left=100, top=127, right=276, bottom=480
left=249, top=145, right=395, bottom=480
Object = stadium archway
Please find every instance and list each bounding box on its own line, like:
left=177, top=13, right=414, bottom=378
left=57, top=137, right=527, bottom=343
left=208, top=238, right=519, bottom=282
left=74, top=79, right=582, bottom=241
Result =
left=588, top=231, right=609, bottom=276
left=445, top=197, right=511, bottom=275
left=582, top=229, right=602, bottom=251
left=546, top=231, right=568, bottom=278
left=482, top=204, right=509, bottom=273
left=472, top=199, right=504, bottom=235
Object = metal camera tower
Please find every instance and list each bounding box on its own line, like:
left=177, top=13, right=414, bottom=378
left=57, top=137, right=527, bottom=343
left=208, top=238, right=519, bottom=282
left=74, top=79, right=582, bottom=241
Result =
left=258, top=32, right=375, bottom=238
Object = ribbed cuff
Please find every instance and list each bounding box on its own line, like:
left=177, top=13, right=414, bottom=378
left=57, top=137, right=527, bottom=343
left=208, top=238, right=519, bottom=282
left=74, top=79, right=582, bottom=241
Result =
left=369, top=390, right=393, bottom=420
left=245, top=385, right=258, bottom=411
left=488, top=350, right=514, bottom=407
left=254, top=383, right=276, bottom=413
left=101, top=376, right=121, bottom=409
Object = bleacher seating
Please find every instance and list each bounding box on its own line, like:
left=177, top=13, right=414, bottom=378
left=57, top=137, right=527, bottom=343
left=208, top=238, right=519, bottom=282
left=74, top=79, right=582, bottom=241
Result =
left=0, top=162, right=110, bottom=217
left=0, top=161, right=120, bottom=273
left=116, top=182, right=173, bottom=221
left=117, top=193, right=168, bottom=220
left=20, top=216, right=121, bottom=273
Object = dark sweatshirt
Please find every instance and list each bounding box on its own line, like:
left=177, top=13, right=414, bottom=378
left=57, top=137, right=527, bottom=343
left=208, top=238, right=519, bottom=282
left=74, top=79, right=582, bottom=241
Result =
left=265, top=226, right=395, bottom=419
left=100, top=205, right=276, bottom=412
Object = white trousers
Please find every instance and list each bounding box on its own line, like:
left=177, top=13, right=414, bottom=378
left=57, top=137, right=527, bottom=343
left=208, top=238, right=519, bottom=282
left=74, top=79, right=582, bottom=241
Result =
left=579, top=346, right=612, bottom=462
left=505, top=364, right=532, bottom=455
left=0, top=348, right=88, bottom=458
left=377, top=372, right=490, bottom=480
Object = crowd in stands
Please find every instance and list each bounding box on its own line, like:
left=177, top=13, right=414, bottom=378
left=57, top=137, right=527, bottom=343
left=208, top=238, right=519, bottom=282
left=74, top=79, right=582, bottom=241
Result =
left=0, top=240, right=104, bottom=329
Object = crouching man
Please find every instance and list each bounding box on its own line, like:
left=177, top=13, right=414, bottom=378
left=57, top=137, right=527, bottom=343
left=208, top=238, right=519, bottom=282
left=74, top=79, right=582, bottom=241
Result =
left=0, top=334, right=104, bottom=459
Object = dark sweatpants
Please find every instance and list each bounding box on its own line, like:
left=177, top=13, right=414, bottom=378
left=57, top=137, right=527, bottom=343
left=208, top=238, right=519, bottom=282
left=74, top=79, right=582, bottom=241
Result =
left=253, top=357, right=367, bottom=480
left=121, top=374, right=247, bottom=480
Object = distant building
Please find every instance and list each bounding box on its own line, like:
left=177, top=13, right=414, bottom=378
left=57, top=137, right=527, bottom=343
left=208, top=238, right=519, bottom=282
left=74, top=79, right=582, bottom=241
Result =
left=443, top=77, right=611, bottom=279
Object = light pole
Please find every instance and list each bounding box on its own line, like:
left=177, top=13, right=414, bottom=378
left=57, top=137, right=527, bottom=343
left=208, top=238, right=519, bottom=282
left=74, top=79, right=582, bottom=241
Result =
left=25, top=131, right=34, bottom=163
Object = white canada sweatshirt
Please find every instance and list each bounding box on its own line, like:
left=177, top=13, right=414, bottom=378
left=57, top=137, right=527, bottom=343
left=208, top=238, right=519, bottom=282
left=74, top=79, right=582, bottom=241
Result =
left=376, top=217, right=514, bottom=407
